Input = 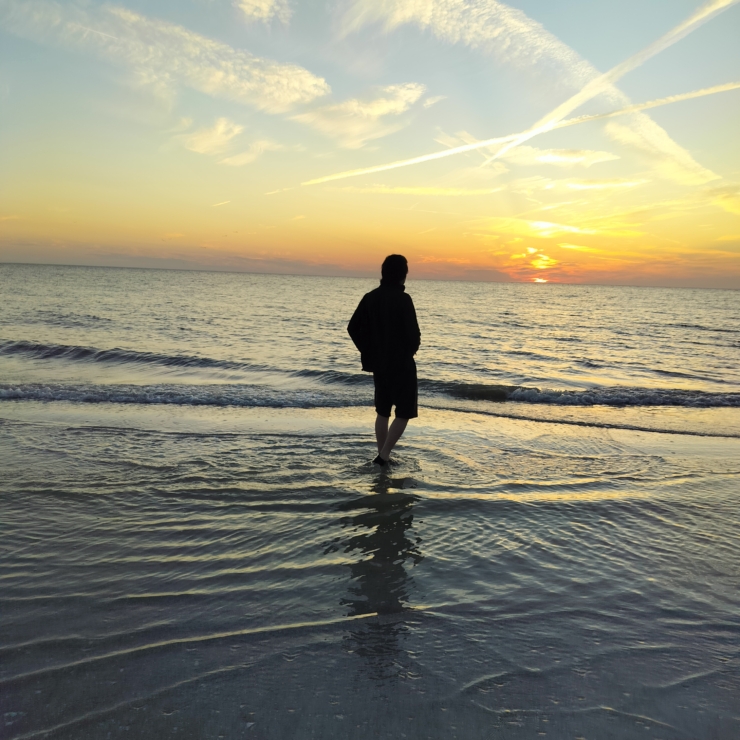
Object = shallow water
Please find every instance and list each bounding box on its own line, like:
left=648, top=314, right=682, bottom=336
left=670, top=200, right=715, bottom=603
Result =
left=1, top=265, right=739, bottom=739
left=2, top=405, right=739, bottom=739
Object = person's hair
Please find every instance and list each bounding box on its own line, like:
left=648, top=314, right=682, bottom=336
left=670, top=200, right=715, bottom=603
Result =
left=381, top=254, right=408, bottom=284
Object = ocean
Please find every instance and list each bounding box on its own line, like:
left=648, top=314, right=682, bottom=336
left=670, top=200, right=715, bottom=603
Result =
left=1, top=263, right=738, bottom=739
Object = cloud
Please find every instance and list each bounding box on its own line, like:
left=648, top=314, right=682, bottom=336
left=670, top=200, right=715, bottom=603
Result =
left=558, top=243, right=602, bottom=252
left=342, top=0, right=728, bottom=184
left=561, top=179, right=648, bottom=191
left=604, top=121, right=716, bottom=186
left=341, top=185, right=503, bottom=195
left=292, top=83, right=426, bottom=148
left=474, top=210, right=647, bottom=240
left=423, top=95, right=446, bottom=108
left=179, top=118, right=244, bottom=155
left=0, top=215, right=21, bottom=222
left=707, top=185, right=740, bottom=215
left=0, top=0, right=329, bottom=112
left=475, top=216, right=596, bottom=240
left=218, top=139, right=286, bottom=166
left=502, top=146, right=619, bottom=168
left=493, top=175, right=646, bottom=195
left=236, top=0, right=291, bottom=23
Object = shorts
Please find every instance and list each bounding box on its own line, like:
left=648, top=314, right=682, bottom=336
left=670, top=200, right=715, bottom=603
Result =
left=373, top=361, right=418, bottom=419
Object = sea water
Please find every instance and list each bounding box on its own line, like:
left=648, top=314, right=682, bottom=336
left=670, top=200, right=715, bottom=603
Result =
left=1, top=264, right=738, bottom=739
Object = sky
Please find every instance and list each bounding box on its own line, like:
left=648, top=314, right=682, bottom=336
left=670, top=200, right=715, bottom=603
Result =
left=1, top=0, right=739, bottom=287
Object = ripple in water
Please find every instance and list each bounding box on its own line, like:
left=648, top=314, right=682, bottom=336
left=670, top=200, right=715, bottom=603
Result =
left=1, top=407, right=738, bottom=739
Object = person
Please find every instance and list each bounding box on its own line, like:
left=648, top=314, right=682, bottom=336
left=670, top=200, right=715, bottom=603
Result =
left=348, top=255, right=421, bottom=468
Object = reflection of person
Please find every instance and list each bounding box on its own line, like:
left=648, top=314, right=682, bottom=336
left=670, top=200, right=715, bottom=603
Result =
left=348, top=255, right=421, bottom=468
left=329, top=482, right=422, bottom=682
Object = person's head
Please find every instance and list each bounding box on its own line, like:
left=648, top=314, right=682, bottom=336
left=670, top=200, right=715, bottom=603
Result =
left=381, top=254, right=408, bottom=285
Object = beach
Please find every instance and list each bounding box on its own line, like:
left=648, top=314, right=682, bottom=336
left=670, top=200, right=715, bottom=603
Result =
left=1, top=264, right=739, bottom=739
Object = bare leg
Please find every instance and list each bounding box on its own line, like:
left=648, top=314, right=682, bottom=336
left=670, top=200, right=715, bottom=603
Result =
left=375, top=414, right=389, bottom=453
left=379, top=417, right=408, bottom=461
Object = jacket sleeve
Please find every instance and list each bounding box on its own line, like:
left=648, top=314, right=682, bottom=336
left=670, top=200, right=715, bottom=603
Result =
left=347, top=296, right=368, bottom=353
left=348, top=296, right=374, bottom=371
left=405, top=296, right=421, bottom=355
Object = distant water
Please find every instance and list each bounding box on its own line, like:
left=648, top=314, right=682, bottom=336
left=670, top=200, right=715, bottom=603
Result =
left=1, top=264, right=739, bottom=739
left=1, top=264, right=739, bottom=432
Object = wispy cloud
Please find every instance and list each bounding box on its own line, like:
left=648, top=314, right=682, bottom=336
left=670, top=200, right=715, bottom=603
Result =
left=341, top=185, right=503, bottom=195
left=342, top=0, right=735, bottom=184
left=236, top=0, right=291, bottom=23
left=562, top=179, right=648, bottom=191
left=502, top=146, right=619, bottom=168
left=219, top=140, right=286, bottom=166
left=212, top=201, right=231, bottom=207
left=0, top=215, right=21, bottom=222
left=0, top=0, right=329, bottom=112
left=473, top=211, right=648, bottom=240
left=292, top=83, right=426, bottom=148
left=709, top=185, right=740, bottom=214
left=474, top=216, right=596, bottom=240
left=178, top=118, right=244, bottom=155
left=423, top=95, right=446, bottom=108
left=558, top=243, right=603, bottom=252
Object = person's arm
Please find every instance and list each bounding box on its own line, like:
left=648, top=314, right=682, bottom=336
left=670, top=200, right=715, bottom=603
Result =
left=347, top=296, right=368, bottom=353
left=404, top=296, right=421, bottom=355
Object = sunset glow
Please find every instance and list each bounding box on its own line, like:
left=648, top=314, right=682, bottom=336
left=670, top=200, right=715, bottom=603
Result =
left=1, top=0, right=739, bottom=287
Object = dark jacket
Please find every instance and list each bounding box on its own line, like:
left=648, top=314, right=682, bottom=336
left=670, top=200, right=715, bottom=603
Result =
left=347, top=281, right=421, bottom=373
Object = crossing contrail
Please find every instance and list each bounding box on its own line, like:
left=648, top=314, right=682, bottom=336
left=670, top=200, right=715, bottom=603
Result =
left=480, top=0, right=740, bottom=167
left=302, top=0, right=739, bottom=187
left=302, top=80, right=740, bottom=186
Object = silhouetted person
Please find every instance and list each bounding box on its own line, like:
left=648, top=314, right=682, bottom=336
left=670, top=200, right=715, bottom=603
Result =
left=348, top=255, right=421, bottom=468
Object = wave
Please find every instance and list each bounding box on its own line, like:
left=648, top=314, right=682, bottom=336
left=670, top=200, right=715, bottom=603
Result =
left=2, top=340, right=739, bottom=408
left=505, top=385, right=740, bottom=407
left=1, top=380, right=739, bottom=409
left=421, top=381, right=740, bottom=407
left=670, top=322, right=740, bottom=335
left=0, top=339, right=270, bottom=373
left=0, top=383, right=364, bottom=409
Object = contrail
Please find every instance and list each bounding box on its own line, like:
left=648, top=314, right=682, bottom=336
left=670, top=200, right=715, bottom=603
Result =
left=557, top=81, right=740, bottom=129
left=302, top=134, right=520, bottom=186
left=302, top=0, right=739, bottom=187
left=67, top=23, right=119, bottom=41
left=302, top=80, right=740, bottom=186
left=480, top=0, right=740, bottom=166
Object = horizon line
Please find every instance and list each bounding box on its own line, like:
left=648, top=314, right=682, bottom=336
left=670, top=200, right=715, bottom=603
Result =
left=0, top=260, right=736, bottom=292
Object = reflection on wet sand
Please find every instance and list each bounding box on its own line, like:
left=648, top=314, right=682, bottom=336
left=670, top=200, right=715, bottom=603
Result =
left=328, top=477, right=422, bottom=682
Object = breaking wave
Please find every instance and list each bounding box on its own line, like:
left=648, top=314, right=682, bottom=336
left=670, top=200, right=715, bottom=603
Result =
left=2, top=339, right=739, bottom=408
left=1, top=380, right=738, bottom=409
